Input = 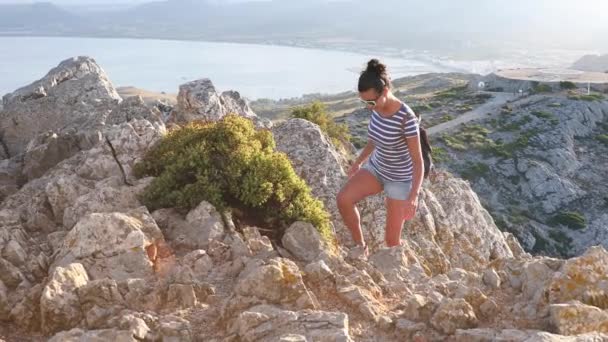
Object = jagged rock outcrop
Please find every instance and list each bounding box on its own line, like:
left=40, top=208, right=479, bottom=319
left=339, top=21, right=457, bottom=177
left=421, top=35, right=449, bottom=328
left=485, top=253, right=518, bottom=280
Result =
left=440, top=94, right=608, bottom=256
left=0, top=56, right=121, bottom=158
left=167, top=78, right=271, bottom=128
left=1, top=59, right=608, bottom=341
left=105, top=95, right=163, bottom=125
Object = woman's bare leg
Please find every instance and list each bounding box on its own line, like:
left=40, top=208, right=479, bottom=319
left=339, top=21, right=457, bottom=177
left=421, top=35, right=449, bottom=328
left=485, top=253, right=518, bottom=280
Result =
left=385, top=198, right=407, bottom=247
left=337, top=169, right=383, bottom=245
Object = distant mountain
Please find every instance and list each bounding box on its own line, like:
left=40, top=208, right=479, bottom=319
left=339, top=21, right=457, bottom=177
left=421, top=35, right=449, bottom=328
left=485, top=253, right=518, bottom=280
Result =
left=0, top=0, right=606, bottom=55
left=572, top=54, right=608, bottom=73
left=0, top=2, right=81, bottom=32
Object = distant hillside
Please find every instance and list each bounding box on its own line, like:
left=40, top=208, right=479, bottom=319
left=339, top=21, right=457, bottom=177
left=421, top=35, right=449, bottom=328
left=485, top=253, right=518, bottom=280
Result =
left=1, top=0, right=607, bottom=56
left=572, top=54, right=608, bottom=73
left=0, top=3, right=81, bottom=32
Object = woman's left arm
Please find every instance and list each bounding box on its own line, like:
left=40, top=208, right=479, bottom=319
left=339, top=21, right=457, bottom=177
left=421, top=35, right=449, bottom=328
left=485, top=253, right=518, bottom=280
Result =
left=404, top=134, right=424, bottom=219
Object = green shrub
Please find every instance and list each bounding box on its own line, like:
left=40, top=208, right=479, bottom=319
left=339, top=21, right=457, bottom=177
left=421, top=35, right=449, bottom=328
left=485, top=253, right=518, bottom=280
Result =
left=596, top=134, right=608, bottom=146
left=531, top=84, right=553, bottom=94
left=548, top=211, right=586, bottom=230
left=431, top=146, right=449, bottom=163
left=460, top=162, right=490, bottom=180
left=290, top=101, right=351, bottom=153
left=549, top=229, right=573, bottom=246
left=433, top=86, right=468, bottom=100
left=548, top=103, right=562, bottom=108
left=481, top=129, right=537, bottom=159
left=498, top=115, right=533, bottom=132
left=559, top=81, right=577, bottom=90
left=531, top=110, right=554, bottom=120
left=531, top=111, right=559, bottom=125
left=412, top=103, right=433, bottom=113
left=531, top=231, right=549, bottom=254
left=134, top=115, right=333, bottom=244
left=569, top=93, right=605, bottom=101
left=441, top=134, right=467, bottom=151
left=440, top=115, right=454, bottom=123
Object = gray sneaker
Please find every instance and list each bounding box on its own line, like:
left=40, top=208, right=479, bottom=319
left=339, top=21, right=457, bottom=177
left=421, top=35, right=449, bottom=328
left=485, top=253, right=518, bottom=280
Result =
left=346, top=244, right=369, bottom=261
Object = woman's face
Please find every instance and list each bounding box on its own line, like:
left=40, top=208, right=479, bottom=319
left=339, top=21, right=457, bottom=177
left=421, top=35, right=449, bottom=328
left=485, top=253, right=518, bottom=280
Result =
left=359, top=87, right=387, bottom=109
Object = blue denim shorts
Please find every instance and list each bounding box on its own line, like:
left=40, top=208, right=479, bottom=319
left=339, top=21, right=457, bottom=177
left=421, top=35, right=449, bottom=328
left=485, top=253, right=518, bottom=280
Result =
left=361, top=161, right=412, bottom=200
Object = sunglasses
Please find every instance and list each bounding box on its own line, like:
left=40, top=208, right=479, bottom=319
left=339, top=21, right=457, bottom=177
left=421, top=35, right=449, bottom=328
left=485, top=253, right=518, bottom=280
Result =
left=359, top=93, right=383, bottom=107
left=359, top=99, right=377, bottom=107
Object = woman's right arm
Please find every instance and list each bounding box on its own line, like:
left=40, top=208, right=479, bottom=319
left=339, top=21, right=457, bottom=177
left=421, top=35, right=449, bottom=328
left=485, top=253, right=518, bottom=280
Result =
left=348, top=140, right=375, bottom=177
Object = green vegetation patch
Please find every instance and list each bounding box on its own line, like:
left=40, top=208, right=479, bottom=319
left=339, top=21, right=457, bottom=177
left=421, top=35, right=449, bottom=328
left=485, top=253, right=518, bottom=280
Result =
left=431, top=146, right=449, bottom=164
left=548, top=211, right=586, bottom=230
left=411, top=103, right=433, bottom=113
left=460, top=162, right=490, bottom=180
left=596, top=134, right=608, bottom=146
left=481, top=129, right=539, bottom=159
left=530, top=82, right=553, bottom=94
left=548, top=229, right=573, bottom=257
left=291, top=101, right=351, bottom=154
left=498, top=115, right=533, bottom=132
left=432, top=85, right=469, bottom=101
left=568, top=93, right=605, bottom=101
left=440, top=124, right=493, bottom=151
left=559, top=81, right=577, bottom=90
left=531, top=110, right=559, bottom=125
left=531, top=230, right=550, bottom=254
left=134, top=115, right=333, bottom=243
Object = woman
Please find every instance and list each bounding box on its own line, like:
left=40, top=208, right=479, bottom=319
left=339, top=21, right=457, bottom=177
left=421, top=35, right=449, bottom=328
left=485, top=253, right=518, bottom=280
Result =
left=337, top=59, right=424, bottom=257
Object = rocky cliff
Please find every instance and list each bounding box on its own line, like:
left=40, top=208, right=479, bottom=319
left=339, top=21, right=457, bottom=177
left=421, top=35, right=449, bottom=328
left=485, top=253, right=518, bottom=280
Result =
left=433, top=91, right=608, bottom=258
left=0, top=57, right=607, bottom=341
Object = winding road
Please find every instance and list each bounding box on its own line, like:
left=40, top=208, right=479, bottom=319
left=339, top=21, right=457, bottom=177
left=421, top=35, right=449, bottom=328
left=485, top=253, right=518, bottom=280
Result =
left=427, top=92, right=517, bottom=136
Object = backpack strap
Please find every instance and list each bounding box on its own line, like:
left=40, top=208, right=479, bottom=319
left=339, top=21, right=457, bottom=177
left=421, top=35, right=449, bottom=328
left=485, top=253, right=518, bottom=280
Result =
left=402, top=107, right=434, bottom=178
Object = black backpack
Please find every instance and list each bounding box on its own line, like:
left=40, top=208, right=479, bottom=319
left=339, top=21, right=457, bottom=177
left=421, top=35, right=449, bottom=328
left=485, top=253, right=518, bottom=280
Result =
left=404, top=110, right=434, bottom=179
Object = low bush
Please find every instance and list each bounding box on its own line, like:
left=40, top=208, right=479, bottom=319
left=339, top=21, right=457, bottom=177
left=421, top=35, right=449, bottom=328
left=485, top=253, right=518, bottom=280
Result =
left=290, top=101, right=351, bottom=153
left=569, top=93, right=605, bottom=101
left=596, top=134, right=608, bottom=146
left=431, top=146, right=449, bottom=163
left=531, top=84, right=553, bottom=94
left=559, top=81, right=577, bottom=90
left=460, top=162, right=490, bottom=180
left=548, top=211, right=586, bottom=230
left=134, top=115, right=333, bottom=243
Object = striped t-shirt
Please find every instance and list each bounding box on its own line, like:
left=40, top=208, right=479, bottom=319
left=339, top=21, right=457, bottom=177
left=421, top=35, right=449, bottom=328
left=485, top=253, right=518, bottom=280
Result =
left=367, top=103, right=420, bottom=182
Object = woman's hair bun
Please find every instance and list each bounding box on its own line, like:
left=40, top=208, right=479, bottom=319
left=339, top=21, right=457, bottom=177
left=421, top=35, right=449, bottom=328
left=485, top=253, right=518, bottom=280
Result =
left=366, top=59, right=386, bottom=75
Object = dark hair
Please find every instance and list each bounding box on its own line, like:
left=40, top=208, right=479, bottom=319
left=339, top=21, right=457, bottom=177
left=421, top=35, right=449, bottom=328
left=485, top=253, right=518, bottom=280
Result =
left=358, top=59, right=391, bottom=93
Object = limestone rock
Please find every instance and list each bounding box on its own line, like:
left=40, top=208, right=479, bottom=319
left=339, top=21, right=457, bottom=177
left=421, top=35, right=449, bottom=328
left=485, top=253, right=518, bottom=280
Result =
left=48, top=328, right=139, bottom=342
left=168, top=79, right=257, bottom=124
left=179, top=201, right=226, bottom=249
left=53, top=208, right=163, bottom=281
left=548, top=246, right=608, bottom=307
left=40, top=263, right=90, bottom=334
left=22, top=129, right=102, bottom=182
left=105, top=95, right=163, bottom=125
left=550, top=301, right=608, bottom=335
left=230, top=304, right=352, bottom=342
left=235, top=258, right=316, bottom=310
left=281, top=221, right=324, bottom=262
left=431, top=298, right=478, bottom=335
left=1, top=56, right=120, bottom=157
left=0, top=158, right=22, bottom=201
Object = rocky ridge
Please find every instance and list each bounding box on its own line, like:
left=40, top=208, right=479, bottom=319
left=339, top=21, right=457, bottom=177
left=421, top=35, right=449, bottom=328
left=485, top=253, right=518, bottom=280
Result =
left=0, top=57, right=607, bottom=341
left=433, top=92, right=608, bottom=257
